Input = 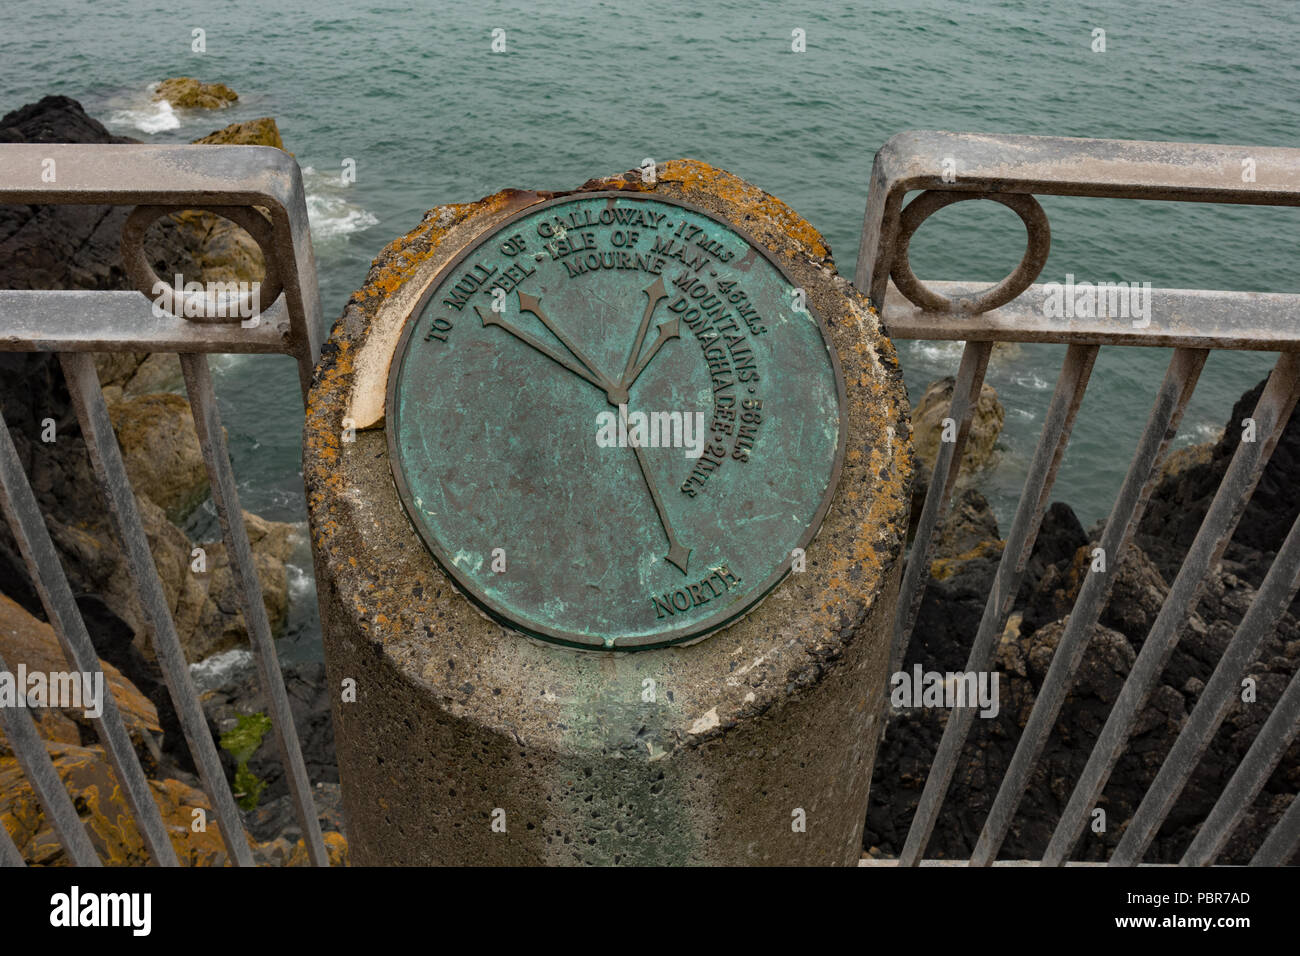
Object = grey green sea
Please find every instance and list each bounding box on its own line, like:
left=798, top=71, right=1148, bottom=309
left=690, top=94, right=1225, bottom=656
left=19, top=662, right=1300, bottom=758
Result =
left=3, top=0, right=1296, bottom=653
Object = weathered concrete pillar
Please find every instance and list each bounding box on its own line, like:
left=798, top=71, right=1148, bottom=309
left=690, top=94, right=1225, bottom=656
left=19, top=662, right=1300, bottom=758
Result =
left=304, top=161, right=912, bottom=865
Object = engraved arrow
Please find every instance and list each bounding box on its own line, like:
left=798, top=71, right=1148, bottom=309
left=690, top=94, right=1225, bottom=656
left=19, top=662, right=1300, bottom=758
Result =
left=613, top=278, right=689, bottom=574
left=622, top=405, right=691, bottom=575
left=474, top=302, right=610, bottom=393
left=516, top=291, right=618, bottom=394
left=612, top=277, right=670, bottom=404
left=476, top=278, right=691, bottom=575
left=622, top=316, right=680, bottom=396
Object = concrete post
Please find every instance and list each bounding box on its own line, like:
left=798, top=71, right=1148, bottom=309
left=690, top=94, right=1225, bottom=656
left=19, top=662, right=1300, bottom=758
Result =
left=304, top=161, right=912, bottom=865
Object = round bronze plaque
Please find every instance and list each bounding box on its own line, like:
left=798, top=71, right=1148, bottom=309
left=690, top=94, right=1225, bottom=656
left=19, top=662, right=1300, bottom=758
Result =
left=387, top=192, right=846, bottom=650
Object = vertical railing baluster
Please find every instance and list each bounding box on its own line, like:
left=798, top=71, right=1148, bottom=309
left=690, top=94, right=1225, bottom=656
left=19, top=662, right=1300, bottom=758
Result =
left=58, top=352, right=255, bottom=867
left=1111, top=504, right=1300, bottom=865
left=0, top=647, right=100, bottom=866
left=0, top=816, right=24, bottom=867
left=899, top=343, right=1098, bottom=865
left=1181, top=661, right=1300, bottom=865
left=971, top=347, right=1207, bottom=865
left=1045, top=351, right=1300, bottom=866
left=1251, top=787, right=1300, bottom=866
left=0, top=407, right=179, bottom=866
left=890, top=340, right=993, bottom=677
left=180, top=353, right=329, bottom=866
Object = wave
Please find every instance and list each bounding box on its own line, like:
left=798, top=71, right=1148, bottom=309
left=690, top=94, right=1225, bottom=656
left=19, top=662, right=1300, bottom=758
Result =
left=108, top=97, right=179, bottom=134
left=907, top=340, right=964, bottom=365
left=287, top=561, right=315, bottom=602
left=188, top=648, right=253, bottom=693
left=301, top=165, right=380, bottom=240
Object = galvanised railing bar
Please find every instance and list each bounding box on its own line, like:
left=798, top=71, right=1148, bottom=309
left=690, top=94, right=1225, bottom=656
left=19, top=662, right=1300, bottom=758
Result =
left=887, top=130, right=1300, bottom=203
left=882, top=284, right=1300, bottom=353
left=898, top=343, right=1099, bottom=866
left=0, top=647, right=100, bottom=866
left=1183, top=664, right=1300, bottom=865
left=0, top=815, right=24, bottom=866
left=0, top=144, right=321, bottom=396
left=856, top=132, right=1300, bottom=308
left=890, top=340, right=993, bottom=677
left=860, top=859, right=1172, bottom=867
left=855, top=131, right=1300, bottom=866
left=1112, top=504, right=1300, bottom=865
left=181, top=354, right=328, bottom=866
left=0, top=407, right=179, bottom=866
left=0, top=291, right=293, bottom=355
left=59, top=352, right=255, bottom=866
left=0, top=143, right=308, bottom=205
left=1251, top=787, right=1300, bottom=866
left=971, top=347, right=1208, bottom=866
left=1044, top=351, right=1300, bottom=866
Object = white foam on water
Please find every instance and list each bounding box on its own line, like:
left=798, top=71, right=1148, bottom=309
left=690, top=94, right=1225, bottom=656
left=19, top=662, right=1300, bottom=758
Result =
left=206, top=352, right=249, bottom=376
left=1193, top=421, right=1225, bottom=441
left=109, top=97, right=179, bottom=134
left=301, top=165, right=379, bottom=240
left=908, top=340, right=964, bottom=364
left=287, top=561, right=315, bottom=602
left=189, top=648, right=254, bottom=693
left=1011, top=371, right=1051, bottom=390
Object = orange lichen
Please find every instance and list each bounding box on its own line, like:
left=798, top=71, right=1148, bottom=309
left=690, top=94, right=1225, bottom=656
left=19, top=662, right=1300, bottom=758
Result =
left=577, top=159, right=833, bottom=264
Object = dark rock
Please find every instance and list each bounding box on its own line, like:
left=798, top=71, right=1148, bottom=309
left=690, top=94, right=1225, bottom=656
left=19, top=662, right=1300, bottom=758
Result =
left=935, top=488, right=1001, bottom=560
left=200, top=657, right=338, bottom=804
left=1139, top=377, right=1300, bottom=602
left=1023, top=502, right=1088, bottom=595
left=867, top=370, right=1300, bottom=862
left=1097, top=545, right=1169, bottom=646
left=244, top=782, right=346, bottom=844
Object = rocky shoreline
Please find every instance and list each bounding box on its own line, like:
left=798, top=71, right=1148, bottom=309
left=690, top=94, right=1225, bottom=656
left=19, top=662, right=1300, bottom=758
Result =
left=0, top=92, right=345, bottom=865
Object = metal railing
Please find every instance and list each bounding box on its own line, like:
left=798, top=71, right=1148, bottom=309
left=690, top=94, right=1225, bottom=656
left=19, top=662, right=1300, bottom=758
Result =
left=857, top=130, right=1300, bottom=866
left=0, top=144, right=327, bottom=866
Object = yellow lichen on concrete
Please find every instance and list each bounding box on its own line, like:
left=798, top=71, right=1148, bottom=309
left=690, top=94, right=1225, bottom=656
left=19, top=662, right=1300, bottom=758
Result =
left=579, top=159, right=833, bottom=264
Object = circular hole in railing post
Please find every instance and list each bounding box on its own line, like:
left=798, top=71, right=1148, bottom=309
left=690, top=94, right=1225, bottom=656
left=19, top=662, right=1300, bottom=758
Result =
left=120, top=204, right=283, bottom=323
left=890, top=190, right=1050, bottom=314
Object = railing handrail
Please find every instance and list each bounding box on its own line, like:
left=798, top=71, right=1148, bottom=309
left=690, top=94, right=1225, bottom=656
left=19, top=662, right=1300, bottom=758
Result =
left=0, top=144, right=321, bottom=395
left=858, top=130, right=1300, bottom=868
left=856, top=129, right=1300, bottom=315
left=0, top=143, right=329, bottom=866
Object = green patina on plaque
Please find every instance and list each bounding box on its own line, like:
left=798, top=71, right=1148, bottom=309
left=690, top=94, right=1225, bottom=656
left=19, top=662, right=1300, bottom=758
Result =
left=386, top=191, right=846, bottom=650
